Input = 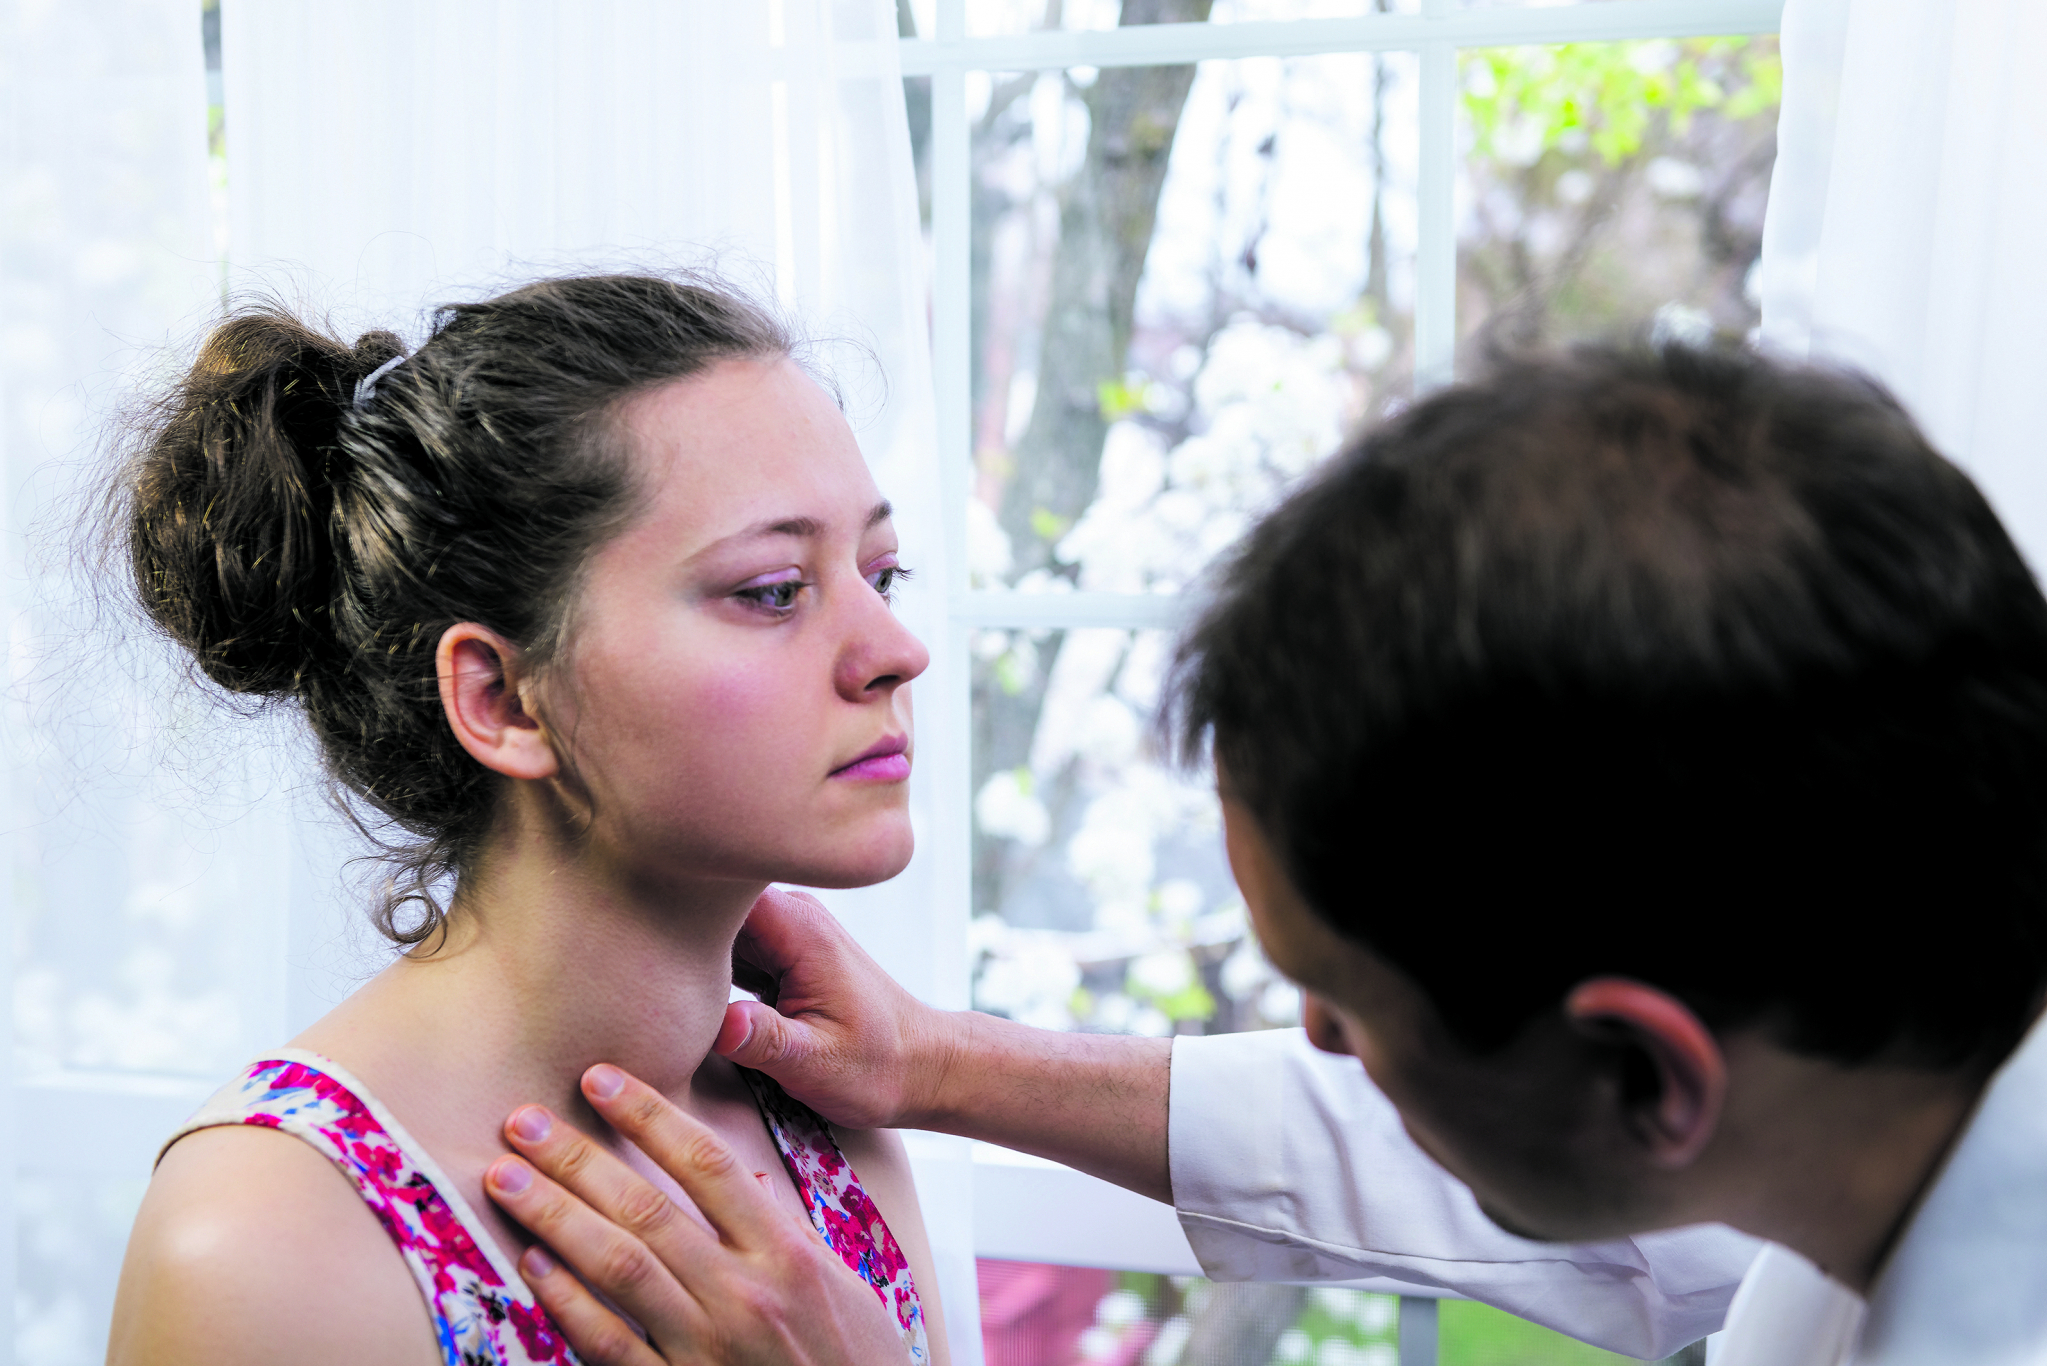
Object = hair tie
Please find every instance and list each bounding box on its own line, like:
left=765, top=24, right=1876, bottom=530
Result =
left=353, top=354, right=410, bottom=410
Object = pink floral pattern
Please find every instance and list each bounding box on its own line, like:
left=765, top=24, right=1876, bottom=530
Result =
left=743, top=1070, right=930, bottom=1365
left=167, top=1050, right=927, bottom=1366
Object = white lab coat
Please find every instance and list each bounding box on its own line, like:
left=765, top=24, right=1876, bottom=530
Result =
left=1167, top=1028, right=1758, bottom=1359
left=1169, top=1013, right=2047, bottom=1364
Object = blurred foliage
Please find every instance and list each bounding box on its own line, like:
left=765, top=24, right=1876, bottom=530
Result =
left=1126, top=971, right=1216, bottom=1025
left=1064, top=1274, right=1650, bottom=1365
left=1441, top=1300, right=1639, bottom=1366
left=1097, top=376, right=1155, bottom=423
left=1462, top=37, right=1782, bottom=166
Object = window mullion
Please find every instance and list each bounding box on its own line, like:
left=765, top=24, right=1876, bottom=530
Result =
left=930, top=0, right=975, bottom=1018
left=894, top=0, right=1784, bottom=76
left=1416, top=0, right=1458, bottom=390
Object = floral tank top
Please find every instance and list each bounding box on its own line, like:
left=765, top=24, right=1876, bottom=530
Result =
left=161, top=1048, right=929, bottom=1366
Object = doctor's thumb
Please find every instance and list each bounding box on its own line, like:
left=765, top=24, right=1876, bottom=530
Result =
left=715, top=998, right=809, bottom=1072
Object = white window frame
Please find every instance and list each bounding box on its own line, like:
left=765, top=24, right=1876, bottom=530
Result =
left=902, top=0, right=1783, bottom=1280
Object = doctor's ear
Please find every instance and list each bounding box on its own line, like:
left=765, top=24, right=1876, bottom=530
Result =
left=436, top=623, right=560, bottom=782
left=1565, top=979, right=1727, bottom=1169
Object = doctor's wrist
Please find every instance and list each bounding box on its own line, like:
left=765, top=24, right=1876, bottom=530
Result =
left=895, top=1003, right=986, bottom=1132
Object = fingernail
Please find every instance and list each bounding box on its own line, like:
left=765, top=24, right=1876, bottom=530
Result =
left=522, top=1245, right=557, bottom=1278
left=586, top=1064, right=625, bottom=1100
left=490, top=1158, right=532, bottom=1195
left=511, top=1106, right=552, bottom=1144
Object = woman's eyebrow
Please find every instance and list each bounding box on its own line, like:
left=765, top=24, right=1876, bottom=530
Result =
left=745, top=501, right=893, bottom=540
left=696, top=501, right=896, bottom=558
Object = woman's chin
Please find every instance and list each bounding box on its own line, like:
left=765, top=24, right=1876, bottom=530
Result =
left=795, top=825, right=916, bottom=889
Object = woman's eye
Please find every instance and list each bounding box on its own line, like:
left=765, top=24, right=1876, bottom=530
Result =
left=867, top=563, right=912, bottom=601
left=737, top=576, right=806, bottom=612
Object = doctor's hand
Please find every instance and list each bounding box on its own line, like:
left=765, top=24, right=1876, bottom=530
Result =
left=485, top=1063, right=904, bottom=1366
left=716, top=887, right=960, bottom=1131
left=716, top=887, right=1174, bottom=1204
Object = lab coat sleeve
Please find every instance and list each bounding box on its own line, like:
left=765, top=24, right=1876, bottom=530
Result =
left=1168, top=1029, right=1762, bottom=1361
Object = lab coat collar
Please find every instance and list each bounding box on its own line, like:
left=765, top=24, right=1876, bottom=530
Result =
left=1716, top=1008, right=2047, bottom=1366
left=1850, top=1007, right=2047, bottom=1364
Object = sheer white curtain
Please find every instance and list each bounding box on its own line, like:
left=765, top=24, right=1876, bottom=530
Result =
left=0, top=2, right=297, bottom=1362
left=1759, top=0, right=2047, bottom=566
left=218, top=2, right=977, bottom=1361
left=0, top=2, right=970, bottom=1362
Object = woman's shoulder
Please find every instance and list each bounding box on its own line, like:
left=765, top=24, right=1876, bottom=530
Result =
left=107, top=1124, right=441, bottom=1366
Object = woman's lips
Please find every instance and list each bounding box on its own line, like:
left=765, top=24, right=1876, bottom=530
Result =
left=831, top=736, right=910, bottom=782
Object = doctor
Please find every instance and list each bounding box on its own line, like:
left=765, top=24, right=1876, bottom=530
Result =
left=481, top=344, right=2047, bottom=1366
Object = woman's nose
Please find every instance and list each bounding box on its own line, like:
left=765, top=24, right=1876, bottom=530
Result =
left=836, top=581, right=930, bottom=701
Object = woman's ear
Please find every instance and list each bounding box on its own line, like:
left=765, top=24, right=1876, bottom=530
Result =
left=1565, top=978, right=1727, bottom=1170
left=436, top=623, right=559, bottom=781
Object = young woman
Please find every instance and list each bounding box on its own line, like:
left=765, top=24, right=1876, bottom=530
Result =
left=103, top=275, right=948, bottom=1366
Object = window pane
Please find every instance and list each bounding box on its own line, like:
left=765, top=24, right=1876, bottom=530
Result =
left=968, top=52, right=1419, bottom=594
left=1456, top=36, right=1781, bottom=349
left=967, top=48, right=1417, bottom=1032
left=971, top=629, right=1301, bottom=1034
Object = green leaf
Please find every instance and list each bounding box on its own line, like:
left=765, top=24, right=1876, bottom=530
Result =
left=995, top=653, right=1031, bottom=695
left=1460, top=36, right=1780, bottom=169
left=1096, top=377, right=1150, bottom=422
left=1029, top=507, right=1072, bottom=542
left=1158, top=982, right=1217, bottom=1021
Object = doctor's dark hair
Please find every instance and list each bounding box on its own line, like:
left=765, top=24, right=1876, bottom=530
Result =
left=113, top=274, right=792, bottom=943
left=1172, top=343, right=2047, bottom=1071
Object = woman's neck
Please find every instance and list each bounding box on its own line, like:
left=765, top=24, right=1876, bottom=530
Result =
left=296, top=799, right=766, bottom=1143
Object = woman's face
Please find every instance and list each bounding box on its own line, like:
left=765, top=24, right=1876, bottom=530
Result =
left=545, top=356, right=928, bottom=891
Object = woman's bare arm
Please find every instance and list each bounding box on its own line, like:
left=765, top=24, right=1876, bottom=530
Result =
left=108, top=1127, right=440, bottom=1366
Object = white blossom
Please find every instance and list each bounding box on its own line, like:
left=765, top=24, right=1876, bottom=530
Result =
left=1128, top=949, right=1197, bottom=998
left=975, top=768, right=1050, bottom=847
left=966, top=495, right=1013, bottom=587
left=1095, top=1290, right=1148, bottom=1328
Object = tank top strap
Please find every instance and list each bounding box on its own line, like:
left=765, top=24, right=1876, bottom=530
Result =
left=162, top=1049, right=578, bottom=1366
left=739, top=1069, right=932, bottom=1365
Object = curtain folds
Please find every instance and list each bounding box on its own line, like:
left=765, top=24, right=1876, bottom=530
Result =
left=3, top=1, right=243, bottom=1358
left=1760, top=0, right=2047, bottom=568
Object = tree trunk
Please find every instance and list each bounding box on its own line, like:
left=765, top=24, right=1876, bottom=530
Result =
left=997, top=0, right=1215, bottom=576
left=973, top=0, right=1215, bottom=924
left=1173, top=1284, right=1308, bottom=1366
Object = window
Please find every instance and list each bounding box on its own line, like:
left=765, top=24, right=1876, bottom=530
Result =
left=901, top=0, right=1779, bottom=1357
